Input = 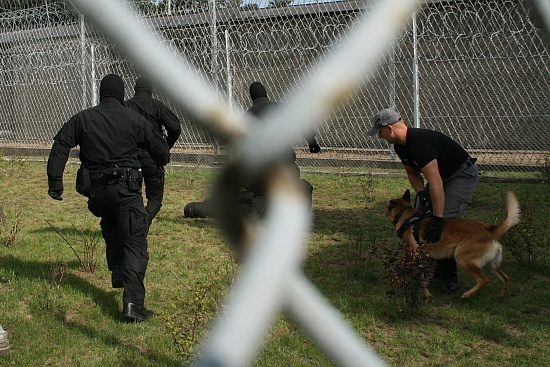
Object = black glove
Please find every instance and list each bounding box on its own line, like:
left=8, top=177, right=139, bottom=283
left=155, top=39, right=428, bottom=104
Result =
left=48, top=188, right=63, bottom=201
left=424, top=216, right=443, bottom=243
left=309, top=142, right=321, bottom=153
left=416, top=190, right=431, bottom=210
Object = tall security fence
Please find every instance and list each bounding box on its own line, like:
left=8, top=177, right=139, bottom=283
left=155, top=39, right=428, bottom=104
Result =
left=0, top=0, right=548, bottom=176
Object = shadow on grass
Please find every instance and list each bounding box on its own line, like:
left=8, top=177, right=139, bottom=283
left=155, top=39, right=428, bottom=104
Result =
left=1, top=253, right=181, bottom=365
left=0, top=254, right=119, bottom=320
left=53, top=316, right=182, bottom=367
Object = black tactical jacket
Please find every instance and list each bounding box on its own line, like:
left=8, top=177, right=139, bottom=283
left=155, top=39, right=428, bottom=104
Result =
left=47, top=97, right=170, bottom=193
left=125, top=91, right=182, bottom=149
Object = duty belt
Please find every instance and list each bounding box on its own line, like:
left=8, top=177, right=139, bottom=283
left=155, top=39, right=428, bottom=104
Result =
left=89, top=167, right=137, bottom=184
left=456, top=157, right=477, bottom=171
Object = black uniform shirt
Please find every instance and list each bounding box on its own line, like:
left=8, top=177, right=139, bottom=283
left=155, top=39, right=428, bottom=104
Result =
left=394, top=127, right=469, bottom=180
left=125, top=91, right=182, bottom=149
left=47, top=97, right=170, bottom=191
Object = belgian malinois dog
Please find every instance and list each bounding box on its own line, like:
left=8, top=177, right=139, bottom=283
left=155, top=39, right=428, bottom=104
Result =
left=386, top=190, right=520, bottom=300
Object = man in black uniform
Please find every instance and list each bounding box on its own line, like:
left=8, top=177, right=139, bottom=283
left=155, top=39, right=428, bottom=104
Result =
left=248, top=82, right=321, bottom=154
left=368, top=108, right=478, bottom=294
left=47, top=74, right=170, bottom=322
left=245, top=81, right=321, bottom=218
left=125, top=76, right=181, bottom=223
left=183, top=81, right=321, bottom=219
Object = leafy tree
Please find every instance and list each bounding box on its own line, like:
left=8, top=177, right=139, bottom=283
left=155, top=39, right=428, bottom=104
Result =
left=130, top=0, right=160, bottom=14
left=0, top=0, right=64, bottom=12
left=149, top=0, right=243, bottom=15
left=268, top=0, right=291, bottom=8
left=241, top=3, right=259, bottom=11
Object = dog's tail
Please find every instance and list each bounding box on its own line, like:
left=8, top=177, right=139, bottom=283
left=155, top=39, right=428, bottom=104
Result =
left=492, top=191, right=521, bottom=238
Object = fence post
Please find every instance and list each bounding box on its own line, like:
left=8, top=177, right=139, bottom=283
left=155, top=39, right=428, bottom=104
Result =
left=80, top=14, right=87, bottom=110
left=389, top=44, right=397, bottom=160
left=226, top=30, right=233, bottom=111
left=91, top=44, right=97, bottom=106
left=210, top=0, right=220, bottom=154
left=412, top=11, right=420, bottom=128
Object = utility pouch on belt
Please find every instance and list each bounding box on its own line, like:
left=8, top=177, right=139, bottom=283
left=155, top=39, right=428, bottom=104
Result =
left=127, top=168, right=143, bottom=193
left=75, top=165, right=91, bottom=196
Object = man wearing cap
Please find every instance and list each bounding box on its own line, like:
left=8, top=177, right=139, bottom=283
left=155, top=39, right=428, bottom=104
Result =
left=125, top=76, right=181, bottom=224
left=47, top=74, right=170, bottom=322
left=368, top=108, right=478, bottom=294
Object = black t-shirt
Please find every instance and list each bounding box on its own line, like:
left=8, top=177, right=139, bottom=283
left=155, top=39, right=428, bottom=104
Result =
left=394, top=127, right=469, bottom=179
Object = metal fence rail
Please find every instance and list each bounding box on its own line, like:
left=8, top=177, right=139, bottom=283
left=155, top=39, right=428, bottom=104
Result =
left=0, top=0, right=549, bottom=176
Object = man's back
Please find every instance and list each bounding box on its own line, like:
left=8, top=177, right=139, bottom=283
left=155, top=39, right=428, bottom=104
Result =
left=125, top=77, right=181, bottom=149
left=72, top=99, right=148, bottom=169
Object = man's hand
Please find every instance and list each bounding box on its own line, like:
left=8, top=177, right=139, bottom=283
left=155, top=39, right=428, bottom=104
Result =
left=424, top=216, right=443, bottom=243
left=416, top=190, right=431, bottom=210
left=48, top=188, right=63, bottom=201
left=309, top=142, right=321, bottom=153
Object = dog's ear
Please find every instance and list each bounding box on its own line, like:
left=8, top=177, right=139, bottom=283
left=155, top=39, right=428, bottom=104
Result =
left=388, top=200, right=396, bottom=211
left=402, top=189, right=411, bottom=203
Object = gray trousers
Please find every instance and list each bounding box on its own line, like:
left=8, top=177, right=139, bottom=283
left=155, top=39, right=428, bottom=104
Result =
left=442, top=164, right=479, bottom=219
left=427, top=163, right=479, bottom=281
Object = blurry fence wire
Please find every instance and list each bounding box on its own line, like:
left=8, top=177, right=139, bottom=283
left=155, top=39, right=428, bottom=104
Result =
left=64, top=0, right=419, bottom=365
left=0, top=0, right=548, bottom=366
left=0, top=0, right=549, bottom=176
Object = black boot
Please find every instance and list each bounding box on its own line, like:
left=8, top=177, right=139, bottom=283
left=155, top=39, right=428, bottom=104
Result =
left=111, top=266, right=123, bottom=289
left=441, top=258, right=459, bottom=294
left=122, top=303, right=154, bottom=323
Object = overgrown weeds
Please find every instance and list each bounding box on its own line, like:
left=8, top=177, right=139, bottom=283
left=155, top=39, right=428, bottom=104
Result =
left=500, top=197, right=549, bottom=270
left=45, top=216, right=101, bottom=273
left=370, top=241, right=434, bottom=315
left=165, top=262, right=235, bottom=363
left=0, top=202, right=21, bottom=246
left=0, top=150, right=27, bottom=173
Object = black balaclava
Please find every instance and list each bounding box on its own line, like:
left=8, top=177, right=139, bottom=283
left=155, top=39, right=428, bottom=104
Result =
left=99, top=74, right=124, bottom=103
left=249, top=82, right=267, bottom=102
left=134, top=76, right=153, bottom=97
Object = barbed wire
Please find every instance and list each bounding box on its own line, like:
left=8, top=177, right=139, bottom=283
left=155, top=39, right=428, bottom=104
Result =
left=0, top=0, right=548, bottom=171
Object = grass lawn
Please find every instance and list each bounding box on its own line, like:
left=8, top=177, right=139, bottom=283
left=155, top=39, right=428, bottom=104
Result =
left=0, top=160, right=549, bottom=366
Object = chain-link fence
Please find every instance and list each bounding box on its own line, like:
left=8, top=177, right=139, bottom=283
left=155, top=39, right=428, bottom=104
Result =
left=0, top=0, right=548, bottom=176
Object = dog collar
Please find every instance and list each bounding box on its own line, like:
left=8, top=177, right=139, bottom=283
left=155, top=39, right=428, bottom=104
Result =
left=393, top=207, right=409, bottom=226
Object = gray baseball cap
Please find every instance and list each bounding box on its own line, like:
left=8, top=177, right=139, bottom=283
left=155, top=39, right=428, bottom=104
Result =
left=367, top=109, right=402, bottom=136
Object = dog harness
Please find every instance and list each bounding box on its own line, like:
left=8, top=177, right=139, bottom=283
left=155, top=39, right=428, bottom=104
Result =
left=394, top=208, right=432, bottom=243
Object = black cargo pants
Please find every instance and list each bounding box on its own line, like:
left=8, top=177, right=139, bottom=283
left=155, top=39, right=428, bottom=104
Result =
left=139, top=155, right=165, bottom=222
left=87, top=181, right=150, bottom=306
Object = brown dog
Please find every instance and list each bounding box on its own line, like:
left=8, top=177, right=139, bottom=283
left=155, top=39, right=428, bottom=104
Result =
left=386, top=190, right=520, bottom=300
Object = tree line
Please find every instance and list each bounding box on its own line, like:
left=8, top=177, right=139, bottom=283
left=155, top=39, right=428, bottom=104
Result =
left=0, top=0, right=294, bottom=13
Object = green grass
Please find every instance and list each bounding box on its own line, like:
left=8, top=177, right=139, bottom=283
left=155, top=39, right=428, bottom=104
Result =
left=0, top=161, right=549, bottom=366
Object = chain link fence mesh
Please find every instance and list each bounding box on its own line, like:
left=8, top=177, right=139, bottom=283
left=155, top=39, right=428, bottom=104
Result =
left=0, top=0, right=548, bottom=176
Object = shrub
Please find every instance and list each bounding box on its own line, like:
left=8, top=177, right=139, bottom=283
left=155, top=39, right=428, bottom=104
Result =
left=371, top=241, right=434, bottom=315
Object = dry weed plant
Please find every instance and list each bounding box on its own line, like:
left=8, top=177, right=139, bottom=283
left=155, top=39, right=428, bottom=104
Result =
left=371, top=241, right=434, bottom=315
left=45, top=217, right=101, bottom=273
left=0, top=202, right=21, bottom=246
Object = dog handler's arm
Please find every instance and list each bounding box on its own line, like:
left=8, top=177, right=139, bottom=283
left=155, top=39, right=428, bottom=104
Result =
left=404, top=165, right=425, bottom=193
left=421, top=159, right=445, bottom=218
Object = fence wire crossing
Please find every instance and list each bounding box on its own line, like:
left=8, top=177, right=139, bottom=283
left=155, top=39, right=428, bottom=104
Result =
left=67, top=0, right=419, bottom=366
left=0, top=0, right=548, bottom=364
left=0, top=0, right=549, bottom=175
